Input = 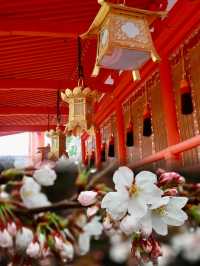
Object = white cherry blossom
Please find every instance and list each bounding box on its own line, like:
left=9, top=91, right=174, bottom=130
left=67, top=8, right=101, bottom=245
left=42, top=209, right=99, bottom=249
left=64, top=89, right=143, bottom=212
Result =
left=172, top=228, right=200, bottom=262
left=109, top=239, right=131, bottom=263
left=20, top=176, right=50, bottom=208
left=139, top=196, right=188, bottom=236
left=33, top=167, right=57, bottom=186
left=78, top=191, right=97, bottom=206
left=16, top=227, right=33, bottom=250
left=101, top=167, right=163, bottom=220
left=60, top=241, right=74, bottom=260
left=0, top=229, right=13, bottom=248
left=54, top=236, right=64, bottom=251
left=78, top=216, right=103, bottom=255
left=26, top=241, right=41, bottom=258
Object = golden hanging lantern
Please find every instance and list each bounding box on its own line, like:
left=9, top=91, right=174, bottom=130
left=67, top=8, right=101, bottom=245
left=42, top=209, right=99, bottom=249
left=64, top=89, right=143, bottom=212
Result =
left=61, top=82, right=98, bottom=132
left=45, top=125, right=66, bottom=159
left=82, top=1, right=165, bottom=80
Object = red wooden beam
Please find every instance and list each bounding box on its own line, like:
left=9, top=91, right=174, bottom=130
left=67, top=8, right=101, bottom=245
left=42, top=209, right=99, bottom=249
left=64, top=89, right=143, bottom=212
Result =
left=0, top=125, right=52, bottom=132
left=0, top=79, right=113, bottom=92
left=0, top=106, right=68, bottom=115
left=0, top=20, right=87, bottom=38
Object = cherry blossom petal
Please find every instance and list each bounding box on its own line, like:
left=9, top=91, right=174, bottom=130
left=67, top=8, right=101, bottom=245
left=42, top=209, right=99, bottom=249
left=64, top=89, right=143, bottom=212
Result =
left=84, top=217, right=103, bottom=236
left=150, top=196, right=170, bottom=210
left=167, top=197, right=188, bottom=209
left=78, top=233, right=90, bottom=255
left=139, top=211, right=152, bottom=236
left=101, top=191, right=129, bottom=218
left=120, top=215, right=139, bottom=235
left=135, top=171, right=157, bottom=186
left=113, top=167, right=133, bottom=191
left=33, top=167, right=57, bottom=186
left=140, top=185, right=163, bottom=206
left=152, top=215, right=168, bottom=236
left=128, top=196, right=147, bottom=218
left=163, top=209, right=188, bottom=226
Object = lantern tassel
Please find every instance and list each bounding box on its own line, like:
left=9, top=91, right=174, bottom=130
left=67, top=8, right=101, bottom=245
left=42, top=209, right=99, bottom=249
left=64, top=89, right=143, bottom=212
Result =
left=108, top=135, right=115, bottom=157
left=143, top=105, right=152, bottom=137
left=126, top=122, right=134, bottom=147
left=89, top=150, right=96, bottom=168
left=180, top=79, right=193, bottom=115
left=101, top=143, right=106, bottom=162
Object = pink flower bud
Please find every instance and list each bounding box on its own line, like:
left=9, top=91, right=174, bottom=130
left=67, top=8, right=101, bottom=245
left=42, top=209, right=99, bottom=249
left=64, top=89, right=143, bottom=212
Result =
left=164, top=188, right=178, bottom=196
left=7, top=222, right=17, bottom=237
left=158, top=172, right=185, bottom=186
left=141, top=239, right=152, bottom=254
left=78, top=191, right=97, bottom=206
left=150, top=236, right=162, bottom=261
left=103, top=216, right=112, bottom=230
left=87, top=206, right=99, bottom=217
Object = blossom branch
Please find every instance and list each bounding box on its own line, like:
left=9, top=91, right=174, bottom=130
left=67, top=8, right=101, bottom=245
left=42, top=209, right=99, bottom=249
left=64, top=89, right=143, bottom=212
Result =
left=0, top=199, right=83, bottom=215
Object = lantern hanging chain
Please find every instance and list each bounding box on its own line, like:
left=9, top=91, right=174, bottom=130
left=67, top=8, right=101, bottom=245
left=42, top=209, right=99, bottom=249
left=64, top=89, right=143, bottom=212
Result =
left=77, top=36, right=84, bottom=86
left=129, top=98, right=132, bottom=122
left=47, top=114, right=50, bottom=132
left=145, top=82, right=149, bottom=106
left=56, top=89, right=61, bottom=125
left=181, top=47, right=186, bottom=79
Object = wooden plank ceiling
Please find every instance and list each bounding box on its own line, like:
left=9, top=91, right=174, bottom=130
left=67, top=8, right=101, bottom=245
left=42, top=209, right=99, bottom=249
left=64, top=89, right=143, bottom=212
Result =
left=0, top=0, right=168, bottom=135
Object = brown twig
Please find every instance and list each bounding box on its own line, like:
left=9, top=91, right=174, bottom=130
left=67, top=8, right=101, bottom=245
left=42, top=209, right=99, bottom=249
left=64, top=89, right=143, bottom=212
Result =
left=0, top=199, right=83, bottom=215
left=86, top=160, right=118, bottom=190
left=16, top=200, right=83, bottom=215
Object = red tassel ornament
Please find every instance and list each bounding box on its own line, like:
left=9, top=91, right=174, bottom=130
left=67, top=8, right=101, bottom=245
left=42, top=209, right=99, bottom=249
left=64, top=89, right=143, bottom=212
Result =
left=180, top=79, right=193, bottom=115
left=108, top=135, right=115, bottom=157
left=101, top=142, right=106, bottom=162
left=126, top=122, right=134, bottom=147
left=143, top=104, right=152, bottom=137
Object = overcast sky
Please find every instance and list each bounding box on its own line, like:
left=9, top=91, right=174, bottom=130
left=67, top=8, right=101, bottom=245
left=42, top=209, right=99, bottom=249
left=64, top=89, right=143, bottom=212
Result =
left=0, top=133, right=29, bottom=156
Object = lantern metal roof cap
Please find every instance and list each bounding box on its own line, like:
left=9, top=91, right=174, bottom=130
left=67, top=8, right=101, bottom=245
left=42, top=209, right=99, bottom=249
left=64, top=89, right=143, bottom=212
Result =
left=61, top=86, right=98, bottom=103
left=81, top=1, right=167, bottom=38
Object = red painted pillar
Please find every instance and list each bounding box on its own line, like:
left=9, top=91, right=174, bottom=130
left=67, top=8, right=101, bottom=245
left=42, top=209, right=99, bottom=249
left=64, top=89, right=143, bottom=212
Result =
left=115, top=103, right=126, bottom=165
left=37, top=132, right=45, bottom=147
left=81, top=135, right=86, bottom=164
left=159, top=55, right=181, bottom=168
left=95, top=126, right=101, bottom=167
left=159, top=56, right=180, bottom=146
left=81, top=131, right=89, bottom=164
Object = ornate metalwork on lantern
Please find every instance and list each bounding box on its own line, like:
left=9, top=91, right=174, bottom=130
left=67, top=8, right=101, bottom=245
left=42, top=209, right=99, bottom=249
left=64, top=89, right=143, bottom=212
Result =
left=46, top=126, right=66, bottom=159
left=82, top=1, right=165, bottom=80
left=61, top=84, right=98, bottom=132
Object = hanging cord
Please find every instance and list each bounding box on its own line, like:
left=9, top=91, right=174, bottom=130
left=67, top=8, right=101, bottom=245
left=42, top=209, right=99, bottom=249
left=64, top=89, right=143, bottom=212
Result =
left=181, top=47, right=186, bottom=79
left=129, top=98, right=132, bottom=122
left=56, top=89, right=61, bottom=125
left=47, top=114, right=50, bottom=132
left=145, top=82, right=148, bottom=106
left=77, top=36, right=84, bottom=85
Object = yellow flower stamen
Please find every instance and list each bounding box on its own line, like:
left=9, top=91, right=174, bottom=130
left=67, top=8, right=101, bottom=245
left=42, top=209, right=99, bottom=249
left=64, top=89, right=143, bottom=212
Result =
left=153, top=206, right=166, bottom=217
left=129, top=184, right=138, bottom=196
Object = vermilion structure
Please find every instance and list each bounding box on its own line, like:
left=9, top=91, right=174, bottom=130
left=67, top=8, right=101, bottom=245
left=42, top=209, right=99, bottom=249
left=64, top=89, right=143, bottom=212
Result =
left=0, top=0, right=200, bottom=171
